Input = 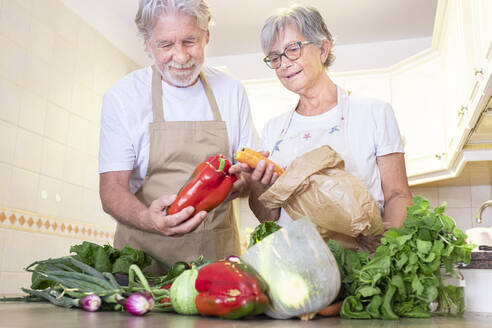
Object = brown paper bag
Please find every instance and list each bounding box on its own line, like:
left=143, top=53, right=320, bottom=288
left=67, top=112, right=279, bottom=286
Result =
left=259, top=145, right=384, bottom=249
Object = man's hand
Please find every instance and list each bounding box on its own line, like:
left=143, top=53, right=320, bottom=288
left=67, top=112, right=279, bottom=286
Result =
left=145, top=194, right=207, bottom=237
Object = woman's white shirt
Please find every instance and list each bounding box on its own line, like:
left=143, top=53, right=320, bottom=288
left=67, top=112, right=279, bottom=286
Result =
left=260, top=92, right=404, bottom=218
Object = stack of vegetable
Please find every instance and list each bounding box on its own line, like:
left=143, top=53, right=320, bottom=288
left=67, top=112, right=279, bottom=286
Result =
left=13, top=241, right=269, bottom=319
left=328, top=196, right=474, bottom=319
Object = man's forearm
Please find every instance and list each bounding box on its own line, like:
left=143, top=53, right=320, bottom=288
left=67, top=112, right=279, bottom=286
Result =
left=100, top=183, right=151, bottom=232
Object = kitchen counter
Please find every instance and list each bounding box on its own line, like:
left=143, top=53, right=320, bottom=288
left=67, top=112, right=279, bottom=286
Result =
left=0, top=303, right=491, bottom=328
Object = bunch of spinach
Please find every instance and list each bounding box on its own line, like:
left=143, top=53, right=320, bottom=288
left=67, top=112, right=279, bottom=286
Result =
left=329, top=196, right=474, bottom=320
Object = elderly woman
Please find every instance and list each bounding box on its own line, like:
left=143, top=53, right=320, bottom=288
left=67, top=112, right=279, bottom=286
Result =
left=246, top=4, right=412, bottom=241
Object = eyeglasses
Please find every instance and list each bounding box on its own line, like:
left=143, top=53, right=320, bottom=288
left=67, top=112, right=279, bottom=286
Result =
left=263, top=41, right=313, bottom=69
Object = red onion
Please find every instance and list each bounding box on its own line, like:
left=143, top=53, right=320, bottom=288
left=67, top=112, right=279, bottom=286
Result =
left=78, top=294, right=101, bottom=312
left=225, top=255, right=241, bottom=263
left=125, top=292, right=154, bottom=316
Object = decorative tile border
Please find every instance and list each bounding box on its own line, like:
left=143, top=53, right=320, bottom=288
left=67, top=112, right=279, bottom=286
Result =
left=0, top=207, right=115, bottom=243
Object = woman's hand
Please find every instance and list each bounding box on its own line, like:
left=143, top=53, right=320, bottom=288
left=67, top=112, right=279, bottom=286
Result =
left=245, top=150, right=280, bottom=193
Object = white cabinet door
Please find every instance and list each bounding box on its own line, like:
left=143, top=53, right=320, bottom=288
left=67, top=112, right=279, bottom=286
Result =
left=390, top=54, right=447, bottom=178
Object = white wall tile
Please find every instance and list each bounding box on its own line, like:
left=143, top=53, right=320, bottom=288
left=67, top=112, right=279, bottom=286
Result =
left=44, top=102, right=69, bottom=143
left=48, top=70, right=73, bottom=110
left=59, top=182, right=83, bottom=221
left=55, top=3, right=81, bottom=44
left=84, top=157, right=99, bottom=190
left=74, top=53, right=95, bottom=89
left=18, top=91, right=47, bottom=134
left=51, top=35, right=76, bottom=75
left=14, top=128, right=43, bottom=172
left=0, top=229, right=5, bottom=271
left=0, top=163, right=12, bottom=207
left=0, top=119, right=17, bottom=164
left=471, top=185, right=492, bottom=208
left=0, top=34, right=26, bottom=85
left=469, top=164, right=490, bottom=186
left=85, top=124, right=99, bottom=156
left=27, top=18, right=55, bottom=64
left=8, top=167, right=39, bottom=211
left=71, top=83, right=93, bottom=118
left=41, top=138, right=65, bottom=180
left=22, top=55, right=50, bottom=98
left=0, top=77, right=21, bottom=124
left=410, top=186, right=439, bottom=207
left=81, top=188, right=103, bottom=224
left=36, top=175, right=63, bottom=217
left=63, top=147, right=86, bottom=186
left=2, top=230, right=60, bottom=272
left=438, top=186, right=471, bottom=208
left=446, top=207, right=473, bottom=232
left=76, top=25, right=97, bottom=65
left=67, top=114, right=89, bottom=152
left=0, top=272, right=31, bottom=296
left=30, top=0, right=57, bottom=30
left=0, top=0, right=30, bottom=48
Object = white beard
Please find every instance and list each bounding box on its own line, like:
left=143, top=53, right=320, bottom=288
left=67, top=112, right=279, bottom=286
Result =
left=151, top=51, right=202, bottom=87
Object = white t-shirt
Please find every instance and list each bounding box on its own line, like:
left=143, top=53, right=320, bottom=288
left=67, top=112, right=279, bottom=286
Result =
left=260, top=93, right=404, bottom=213
left=99, top=66, right=256, bottom=193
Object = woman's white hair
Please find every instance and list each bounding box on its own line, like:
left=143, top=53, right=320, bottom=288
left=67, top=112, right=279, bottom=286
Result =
left=135, top=0, right=211, bottom=42
left=261, top=4, right=335, bottom=68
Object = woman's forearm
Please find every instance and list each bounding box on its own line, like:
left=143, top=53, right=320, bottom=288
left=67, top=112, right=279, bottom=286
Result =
left=248, top=184, right=280, bottom=223
left=383, top=192, right=412, bottom=228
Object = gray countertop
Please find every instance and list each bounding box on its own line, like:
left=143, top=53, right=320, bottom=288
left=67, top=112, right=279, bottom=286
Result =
left=1, top=303, right=492, bottom=328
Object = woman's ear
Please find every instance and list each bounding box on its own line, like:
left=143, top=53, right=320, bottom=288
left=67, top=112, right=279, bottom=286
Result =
left=320, top=39, right=331, bottom=64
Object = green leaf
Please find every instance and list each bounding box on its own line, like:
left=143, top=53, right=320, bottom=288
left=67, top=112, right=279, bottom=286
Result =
left=248, top=221, right=282, bottom=248
left=358, top=286, right=381, bottom=297
left=416, top=239, right=432, bottom=255
left=411, top=275, right=424, bottom=295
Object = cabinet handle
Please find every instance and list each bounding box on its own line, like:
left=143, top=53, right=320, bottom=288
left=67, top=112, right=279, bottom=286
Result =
left=457, top=106, right=468, bottom=117
left=474, top=69, right=483, bottom=76
left=435, top=152, right=447, bottom=160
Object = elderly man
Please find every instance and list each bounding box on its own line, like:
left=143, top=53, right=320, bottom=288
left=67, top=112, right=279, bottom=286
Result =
left=99, top=0, right=255, bottom=274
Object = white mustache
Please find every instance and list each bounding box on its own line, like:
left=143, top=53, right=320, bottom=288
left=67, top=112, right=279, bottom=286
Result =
left=166, top=60, right=196, bottom=69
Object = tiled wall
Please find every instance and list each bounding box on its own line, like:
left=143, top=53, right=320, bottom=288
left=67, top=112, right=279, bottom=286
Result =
left=411, top=162, right=492, bottom=232
left=0, top=0, right=139, bottom=296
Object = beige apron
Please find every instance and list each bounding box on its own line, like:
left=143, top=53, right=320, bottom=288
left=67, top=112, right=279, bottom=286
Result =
left=114, top=66, right=240, bottom=275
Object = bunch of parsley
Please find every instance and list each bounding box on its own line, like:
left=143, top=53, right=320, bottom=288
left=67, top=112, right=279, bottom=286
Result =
left=329, top=196, right=474, bottom=320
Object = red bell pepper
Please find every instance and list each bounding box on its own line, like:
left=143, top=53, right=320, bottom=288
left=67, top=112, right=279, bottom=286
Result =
left=168, top=156, right=234, bottom=215
left=194, top=260, right=269, bottom=319
left=192, top=154, right=237, bottom=183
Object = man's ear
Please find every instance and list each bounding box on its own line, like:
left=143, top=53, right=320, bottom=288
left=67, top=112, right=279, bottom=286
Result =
left=320, top=39, right=331, bottom=64
left=205, top=29, right=210, bottom=44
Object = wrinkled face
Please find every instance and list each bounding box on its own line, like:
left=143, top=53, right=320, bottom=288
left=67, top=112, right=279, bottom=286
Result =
left=147, top=12, right=209, bottom=87
left=269, top=25, right=326, bottom=94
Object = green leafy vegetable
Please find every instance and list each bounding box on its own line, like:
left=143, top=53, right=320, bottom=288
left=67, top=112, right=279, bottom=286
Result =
left=329, top=196, right=475, bottom=320
left=70, top=242, right=152, bottom=275
left=248, top=221, right=282, bottom=248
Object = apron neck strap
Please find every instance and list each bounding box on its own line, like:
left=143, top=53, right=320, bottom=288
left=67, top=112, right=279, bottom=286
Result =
left=199, top=71, right=222, bottom=121
left=151, top=65, right=165, bottom=122
left=151, top=65, right=222, bottom=122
